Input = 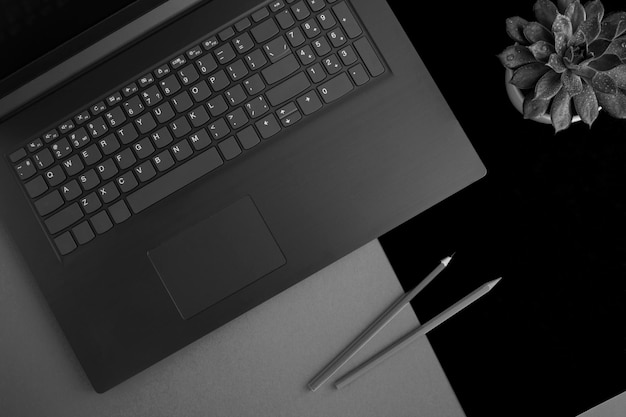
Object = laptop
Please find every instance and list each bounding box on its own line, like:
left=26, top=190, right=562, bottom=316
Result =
left=0, top=0, right=485, bottom=392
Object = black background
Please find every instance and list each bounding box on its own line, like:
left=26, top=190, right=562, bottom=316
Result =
left=381, top=0, right=626, bottom=416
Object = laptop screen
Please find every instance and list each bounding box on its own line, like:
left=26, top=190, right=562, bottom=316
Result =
left=0, top=0, right=167, bottom=96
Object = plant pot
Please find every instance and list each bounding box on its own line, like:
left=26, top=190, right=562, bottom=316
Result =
left=505, top=69, right=584, bottom=125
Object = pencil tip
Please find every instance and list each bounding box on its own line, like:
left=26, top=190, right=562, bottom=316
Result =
left=441, top=252, right=455, bottom=266
left=486, top=277, right=502, bottom=290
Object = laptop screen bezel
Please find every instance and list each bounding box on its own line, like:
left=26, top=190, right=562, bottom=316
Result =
left=0, top=0, right=168, bottom=100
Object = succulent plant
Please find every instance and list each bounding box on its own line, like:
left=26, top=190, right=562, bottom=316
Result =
left=499, top=0, right=626, bottom=132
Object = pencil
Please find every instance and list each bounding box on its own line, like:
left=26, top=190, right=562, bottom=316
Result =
left=307, top=254, right=454, bottom=392
left=334, top=277, right=502, bottom=390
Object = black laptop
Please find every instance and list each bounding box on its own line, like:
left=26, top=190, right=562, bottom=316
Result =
left=0, top=0, right=485, bottom=392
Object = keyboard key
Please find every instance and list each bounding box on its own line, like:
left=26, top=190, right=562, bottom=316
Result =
left=27, top=138, right=44, bottom=152
left=115, top=123, right=138, bottom=145
left=170, top=117, right=192, bottom=138
left=207, top=95, right=229, bottom=116
left=338, top=45, right=357, bottom=65
left=196, top=56, right=218, bottom=75
left=45, top=202, right=83, bottom=234
left=122, top=83, right=138, bottom=97
left=255, top=114, right=281, bottom=138
left=226, top=59, right=249, bottom=81
left=317, top=10, right=336, bottom=29
left=9, top=148, right=26, bottom=162
left=43, top=129, right=59, bottom=143
left=35, top=190, right=63, bottom=216
left=276, top=102, right=298, bottom=119
left=186, top=45, right=203, bottom=60
left=33, top=148, right=54, bottom=169
left=188, top=106, right=210, bottom=127
left=58, top=120, right=75, bottom=134
left=286, top=27, right=306, bottom=47
left=159, top=75, right=181, bottom=96
left=134, top=113, right=157, bottom=134
left=266, top=72, right=311, bottom=106
left=215, top=43, right=236, bottom=64
left=90, top=102, right=106, bottom=116
left=127, top=147, right=223, bottom=213
left=270, top=0, right=286, bottom=12
left=172, top=91, right=193, bottom=113
left=306, top=63, right=326, bottom=82
left=74, top=110, right=91, bottom=125
left=312, top=37, right=331, bottom=56
left=264, top=36, right=290, bottom=63
left=235, top=17, right=252, bottom=32
left=115, top=148, right=136, bottom=170
left=79, top=169, right=100, bottom=191
left=123, top=97, right=145, bottom=117
left=61, top=180, right=82, bottom=201
left=171, top=140, right=193, bottom=161
left=132, top=137, right=155, bottom=159
left=72, top=221, right=95, bottom=245
left=141, top=86, right=163, bottom=107
left=218, top=136, right=242, bottom=160
left=153, top=102, right=175, bottom=123
left=153, top=150, right=175, bottom=172
left=69, top=127, right=90, bottom=149
left=52, top=138, right=72, bottom=159
left=281, top=110, right=301, bottom=126
left=322, top=54, right=342, bottom=74
left=244, top=95, right=270, bottom=118
left=251, top=18, right=279, bottom=43
left=151, top=127, right=174, bottom=149
left=332, top=2, right=362, bottom=38
left=202, top=36, right=219, bottom=51
left=225, top=85, right=247, bottom=106
left=307, top=0, right=325, bottom=12
left=237, top=126, right=261, bottom=149
left=297, top=45, right=316, bottom=64
left=90, top=211, right=113, bottom=234
left=54, top=232, right=77, bottom=255
left=155, top=64, right=171, bottom=78
left=245, top=49, right=268, bottom=70
left=328, top=27, right=347, bottom=47
left=138, top=73, right=155, bottom=87
left=116, top=172, right=138, bottom=193
left=170, top=55, right=187, bottom=69
left=226, top=108, right=249, bottom=129
left=96, top=159, right=118, bottom=180
left=291, top=1, right=310, bottom=20
left=87, top=117, right=109, bottom=139
left=106, top=92, right=123, bottom=106
left=44, top=165, right=66, bottom=187
left=218, top=26, right=235, bottom=41
left=108, top=200, right=131, bottom=224
left=97, top=134, right=121, bottom=156
left=302, top=18, right=321, bottom=38
left=277, top=9, right=295, bottom=29
left=263, top=54, right=300, bottom=84
left=208, top=119, right=230, bottom=140
left=79, top=192, right=102, bottom=214
left=62, top=154, right=84, bottom=176
left=318, top=72, right=353, bottom=103
left=97, top=182, right=120, bottom=204
left=15, top=159, right=36, bottom=180
left=178, top=65, right=199, bottom=85
left=25, top=176, right=48, bottom=198
left=251, top=7, right=270, bottom=22
left=189, top=129, right=212, bottom=150
left=80, top=144, right=102, bottom=165
left=208, top=70, right=230, bottom=91
left=353, top=37, right=385, bottom=77
left=243, top=74, right=265, bottom=95
left=190, top=81, right=211, bottom=102
left=349, top=63, right=370, bottom=85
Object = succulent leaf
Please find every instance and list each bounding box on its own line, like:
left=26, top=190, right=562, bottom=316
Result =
left=524, top=21, right=554, bottom=43
left=605, top=64, right=626, bottom=89
left=573, top=64, right=597, bottom=79
left=548, top=53, right=568, bottom=72
left=498, top=45, right=537, bottom=69
left=562, top=70, right=584, bottom=95
left=511, top=63, right=552, bottom=89
left=585, top=0, right=605, bottom=23
left=557, top=0, right=576, bottom=14
left=565, top=1, right=586, bottom=33
left=596, top=89, right=626, bottom=118
left=553, top=14, right=573, bottom=54
left=599, top=11, right=626, bottom=39
left=592, top=71, right=618, bottom=94
left=534, top=0, right=559, bottom=28
left=550, top=88, right=573, bottom=132
left=529, top=40, right=557, bottom=61
left=506, top=17, right=530, bottom=44
left=588, top=53, right=622, bottom=71
left=535, top=70, right=563, bottom=99
left=577, top=3, right=603, bottom=44
left=573, top=81, right=600, bottom=125
left=588, top=38, right=611, bottom=56
left=523, top=95, right=552, bottom=118
left=605, top=36, right=626, bottom=59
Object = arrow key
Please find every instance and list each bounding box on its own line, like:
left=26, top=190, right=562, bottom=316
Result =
left=255, top=114, right=281, bottom=139
left=280, top=110, right=301, bottom=127
left=276, top=102, right=298, bottom=119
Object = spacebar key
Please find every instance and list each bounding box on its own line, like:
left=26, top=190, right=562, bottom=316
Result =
left=127, top=147, right=223, bottom=213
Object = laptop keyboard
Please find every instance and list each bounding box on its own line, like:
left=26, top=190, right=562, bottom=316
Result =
left=7, top=0, right=385, bottom=257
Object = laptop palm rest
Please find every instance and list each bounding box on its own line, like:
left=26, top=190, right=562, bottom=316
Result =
left=147, top=196, right=286, bottom=320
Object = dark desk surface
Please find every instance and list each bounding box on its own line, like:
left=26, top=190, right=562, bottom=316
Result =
left=381, top=1, right=626, bottom=416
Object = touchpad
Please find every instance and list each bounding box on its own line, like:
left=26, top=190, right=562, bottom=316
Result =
left=148, top=196, right=286, bottom=320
